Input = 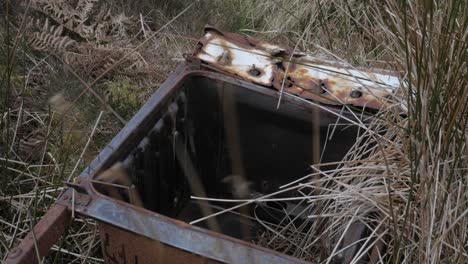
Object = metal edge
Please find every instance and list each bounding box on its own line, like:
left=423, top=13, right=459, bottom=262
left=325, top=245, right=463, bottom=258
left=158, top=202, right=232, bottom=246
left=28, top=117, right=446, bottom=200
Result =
left=4, top=205, right=71, bottom=264
left=193, top=26, right=403, bottom=111
left=57, top=63, right=369, bottom=264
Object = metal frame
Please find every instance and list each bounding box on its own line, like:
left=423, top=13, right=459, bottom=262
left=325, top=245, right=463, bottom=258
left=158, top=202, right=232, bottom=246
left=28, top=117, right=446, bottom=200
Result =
left=6, top=65, right=317, bottom=264
left=4, top=205, right=70, bottom=264
left=5, top=27, right=396, bottom=263
left=65, top=66, right=316, bottom=264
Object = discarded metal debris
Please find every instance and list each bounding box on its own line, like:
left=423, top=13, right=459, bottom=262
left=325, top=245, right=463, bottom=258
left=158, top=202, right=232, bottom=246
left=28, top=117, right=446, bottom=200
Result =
left=195, top=27, right=400, bottom=110
left=5, top=26, right=394, bottom=264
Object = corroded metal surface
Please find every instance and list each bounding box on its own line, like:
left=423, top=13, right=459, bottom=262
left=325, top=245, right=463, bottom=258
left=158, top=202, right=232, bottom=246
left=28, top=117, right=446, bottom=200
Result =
left=4, top=204, right=71, bottom=264
left=54, top=65, right=312, bottom=264
left=195, top=27, right=400, bottom=110
left=58, top=64, right=314, bottom=263
left=62, top=178, right=309, bottom=264
left=99, top=224, right=219, bottom=264
left=7, top=64, right=378, bottom=263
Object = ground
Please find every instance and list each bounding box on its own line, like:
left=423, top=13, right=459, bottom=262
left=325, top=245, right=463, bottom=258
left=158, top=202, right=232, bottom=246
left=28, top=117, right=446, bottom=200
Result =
left=0, top=0, right=466, bottom=263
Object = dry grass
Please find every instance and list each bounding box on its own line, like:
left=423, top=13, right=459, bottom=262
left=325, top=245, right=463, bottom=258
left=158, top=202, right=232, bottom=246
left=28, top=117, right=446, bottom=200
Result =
left=190, top=1, right=467, bottom=263
left=1, top=0, right=195, bottom=262
left=1, top=0, right=467, bottom=263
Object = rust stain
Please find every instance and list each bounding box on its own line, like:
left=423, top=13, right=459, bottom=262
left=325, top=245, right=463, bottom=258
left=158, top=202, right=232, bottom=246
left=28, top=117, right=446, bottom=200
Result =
left=5, top=205, right=71, bottom=264
left=100, top=224, right=219, bottom=264
left=194, top=27, right=401, bottom=110
left=217, top=50, right=232, bottom=65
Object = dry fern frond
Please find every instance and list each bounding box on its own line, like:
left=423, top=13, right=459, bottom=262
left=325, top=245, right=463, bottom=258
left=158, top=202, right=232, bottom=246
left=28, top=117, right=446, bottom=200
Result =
left=31, top=0, right=76, bottom=25
left=24, top=0, right=150, bottom=78
left=75, top=0, right=99, bottom=22
left=61, top=42, right=147, bottom=78
left=108, top=13, right=132, bottom=38
left=27, top=18, right=76, bottom=51
left=30, top=0, right=97, bottom=39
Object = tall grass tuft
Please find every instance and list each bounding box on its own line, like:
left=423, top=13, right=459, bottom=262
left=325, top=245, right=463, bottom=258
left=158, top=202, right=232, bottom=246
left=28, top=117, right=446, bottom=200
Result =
left=247, top=0, right=467, bottom=262
left=372, top=1, right=467, bottom=262
left=191, top=0, right=466, bottom=263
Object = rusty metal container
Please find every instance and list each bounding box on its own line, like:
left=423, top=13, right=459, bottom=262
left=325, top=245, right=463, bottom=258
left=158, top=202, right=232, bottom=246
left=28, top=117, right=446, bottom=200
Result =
left=6, top=27, right=398, bottom=264
left=86, top=64, right=359, bottom=264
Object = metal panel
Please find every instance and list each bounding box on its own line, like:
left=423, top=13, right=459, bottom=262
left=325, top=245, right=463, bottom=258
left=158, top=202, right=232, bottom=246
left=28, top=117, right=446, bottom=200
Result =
left=55, top=67, right=318, bottom=263
left=99, top=224, right=219, bottom=264
left=195, top=27, right=400, bottom=110
left=60, top=185, right=308, bottom=264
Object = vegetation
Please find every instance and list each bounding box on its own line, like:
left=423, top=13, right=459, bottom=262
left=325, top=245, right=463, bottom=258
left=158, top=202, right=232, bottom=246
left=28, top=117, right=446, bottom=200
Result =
left=1, top=0, right=466, bottom=263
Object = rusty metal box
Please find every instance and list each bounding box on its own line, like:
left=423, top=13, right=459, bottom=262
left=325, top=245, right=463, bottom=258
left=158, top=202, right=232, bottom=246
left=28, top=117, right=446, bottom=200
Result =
left=84, top=64, right=358, bottom=264
left=6, top=28, right=397, bottom=264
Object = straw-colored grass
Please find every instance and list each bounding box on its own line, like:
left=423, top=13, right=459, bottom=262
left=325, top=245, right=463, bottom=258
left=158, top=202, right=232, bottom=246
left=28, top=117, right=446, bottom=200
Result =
left=191, top=1, right=467, bottom=263
left=1, top=0, right=466, bottom=263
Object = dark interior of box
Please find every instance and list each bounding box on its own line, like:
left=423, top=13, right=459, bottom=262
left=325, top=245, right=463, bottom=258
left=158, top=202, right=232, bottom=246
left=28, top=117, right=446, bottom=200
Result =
left=95, top=76, right=360, bottom=240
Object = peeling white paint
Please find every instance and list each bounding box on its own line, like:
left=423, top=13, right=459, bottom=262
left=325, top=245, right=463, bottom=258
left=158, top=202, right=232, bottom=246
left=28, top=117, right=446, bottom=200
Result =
left=195, top=29, right=403, bottom=111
